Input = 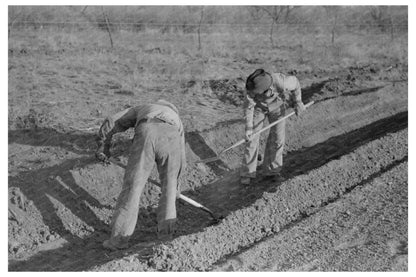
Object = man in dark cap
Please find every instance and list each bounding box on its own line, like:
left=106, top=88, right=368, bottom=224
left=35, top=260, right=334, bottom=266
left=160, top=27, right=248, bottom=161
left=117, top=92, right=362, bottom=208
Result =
left=241, top=69, right=305, bottom=185
left=95, top=99, right=186, bottom=250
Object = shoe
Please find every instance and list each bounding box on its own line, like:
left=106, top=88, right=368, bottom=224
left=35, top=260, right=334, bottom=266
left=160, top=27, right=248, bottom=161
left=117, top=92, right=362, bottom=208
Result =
left=257, top=154, right=263, bottom=162
left=260, top=168, right=282, bottom=177
left=240, top=177, right=251, bottom=185
left=103, top=239, right=129, bottom=251
left=262, top=174, right=285, bottom=182
left=157, top=232, right=173, bottom=241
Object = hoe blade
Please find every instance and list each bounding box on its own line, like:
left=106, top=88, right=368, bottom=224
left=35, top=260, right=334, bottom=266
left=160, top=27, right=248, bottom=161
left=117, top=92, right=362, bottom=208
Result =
left=195, top=156, right=221, bottom=164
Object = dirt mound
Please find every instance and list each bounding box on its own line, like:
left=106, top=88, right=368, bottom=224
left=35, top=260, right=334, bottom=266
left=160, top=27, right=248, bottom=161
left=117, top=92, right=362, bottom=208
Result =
left=180, top=78, right=246, bottom=107
left=204, top=78, right=246, bottom=106
left=180, top=62, right=407, bottom=110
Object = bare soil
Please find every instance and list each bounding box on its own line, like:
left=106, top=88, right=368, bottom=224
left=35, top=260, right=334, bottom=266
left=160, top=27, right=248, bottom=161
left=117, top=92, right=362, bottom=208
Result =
left=212, top=161, right=408, bottom=271
left=8, top=43, right=408, bottom=271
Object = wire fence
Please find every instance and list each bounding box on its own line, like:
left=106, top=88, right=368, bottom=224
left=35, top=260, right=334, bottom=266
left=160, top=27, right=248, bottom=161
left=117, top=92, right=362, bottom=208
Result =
left=8, top=20, right=409, bottom=35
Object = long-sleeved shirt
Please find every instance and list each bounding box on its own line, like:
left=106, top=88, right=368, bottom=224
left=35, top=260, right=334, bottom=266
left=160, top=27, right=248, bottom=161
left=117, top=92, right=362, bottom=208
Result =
left=96, top=99, right=186, bottom=170
left=244, top=72, right=303, bottom=131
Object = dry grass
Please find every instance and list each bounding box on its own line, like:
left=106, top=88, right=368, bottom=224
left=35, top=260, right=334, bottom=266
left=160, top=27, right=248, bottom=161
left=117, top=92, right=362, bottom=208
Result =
left=8, top=27, right=407, bottom=131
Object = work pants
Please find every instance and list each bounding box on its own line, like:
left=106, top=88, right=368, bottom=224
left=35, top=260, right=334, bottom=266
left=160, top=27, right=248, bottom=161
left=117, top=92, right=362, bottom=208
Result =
left=241, top=105, right=286, bottom=178
left=108, top=119, right=183, bottom=246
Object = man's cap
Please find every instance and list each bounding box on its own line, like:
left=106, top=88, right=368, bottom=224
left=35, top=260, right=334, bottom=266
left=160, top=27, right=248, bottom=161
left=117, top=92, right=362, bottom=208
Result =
left=246, top=69, right=273, bottom=95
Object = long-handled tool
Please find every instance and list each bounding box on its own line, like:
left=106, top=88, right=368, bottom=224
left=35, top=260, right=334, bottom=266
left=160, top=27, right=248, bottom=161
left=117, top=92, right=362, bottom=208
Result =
left=196, top=101, right=314, bottom=164
left=108, top=157, right=224, bottom=224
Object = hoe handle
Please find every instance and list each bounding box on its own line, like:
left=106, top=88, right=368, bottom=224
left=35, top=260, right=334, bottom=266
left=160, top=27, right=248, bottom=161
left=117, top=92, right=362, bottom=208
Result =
left=252, top=100, right=314, bottom=138
left=220, top=101, right=315, bottom=154
left=196, top=101, right=314, bottom=164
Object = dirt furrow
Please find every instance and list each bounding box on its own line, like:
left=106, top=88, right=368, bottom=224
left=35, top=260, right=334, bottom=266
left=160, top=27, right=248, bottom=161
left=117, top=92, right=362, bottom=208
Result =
left=193, top=83, right=407, bottom=171
left=211, top=161, right=408, bottom=271
left=90, top=128, right=407, bottom=271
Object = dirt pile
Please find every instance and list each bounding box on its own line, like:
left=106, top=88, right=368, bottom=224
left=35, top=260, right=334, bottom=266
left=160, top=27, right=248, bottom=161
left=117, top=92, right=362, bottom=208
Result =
left=204, top=78, right=245, bottom=106
left=181, top=62, right=408, bottom=109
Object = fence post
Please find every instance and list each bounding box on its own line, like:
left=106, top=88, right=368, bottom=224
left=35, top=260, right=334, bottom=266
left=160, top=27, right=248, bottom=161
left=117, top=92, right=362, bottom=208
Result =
left=197, top=7, right=204, bottom=51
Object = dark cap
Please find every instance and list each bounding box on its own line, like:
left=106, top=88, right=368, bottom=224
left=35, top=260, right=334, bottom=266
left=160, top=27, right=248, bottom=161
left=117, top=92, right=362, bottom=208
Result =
left=246, top=69, right=273, bottom=95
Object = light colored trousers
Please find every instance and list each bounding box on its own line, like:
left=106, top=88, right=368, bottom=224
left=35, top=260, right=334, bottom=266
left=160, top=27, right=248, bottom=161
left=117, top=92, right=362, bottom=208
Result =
left=108, top=120, right=183, bottom=246
left=241, top=106, right=286, bottom=178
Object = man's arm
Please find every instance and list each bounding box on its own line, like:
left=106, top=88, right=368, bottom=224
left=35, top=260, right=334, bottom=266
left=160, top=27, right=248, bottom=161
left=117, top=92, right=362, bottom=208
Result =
left=244, top=91, right=255, bottom=140
left=178, top=120, right=186, bottom=172
left=291, top=78, right=306, bottom=116
left=96, top=107, right=137, bottom=162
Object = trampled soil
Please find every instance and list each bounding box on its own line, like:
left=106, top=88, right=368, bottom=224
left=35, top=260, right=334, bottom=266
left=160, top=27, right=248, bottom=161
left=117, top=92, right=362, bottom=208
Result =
left=8, top=55, right=408, bottom=271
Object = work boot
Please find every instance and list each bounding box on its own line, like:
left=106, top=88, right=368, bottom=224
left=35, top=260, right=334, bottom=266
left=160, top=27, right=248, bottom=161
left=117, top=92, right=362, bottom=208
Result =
left=157, top=219, right=176, bottom=241
left=268, top=174, right=285, bottom=182
left=157, top=232, right=173, bottom=241
left=102, top=239, right=129, bottom=251
left=260, top=169, right=285, bottom=182
left=261, top=173, right=285, bottom=182
left=257, top=153, right=263, bottom=162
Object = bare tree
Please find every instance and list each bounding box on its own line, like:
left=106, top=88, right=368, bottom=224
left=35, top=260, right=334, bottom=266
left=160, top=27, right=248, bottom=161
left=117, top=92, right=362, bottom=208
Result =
left=370, top=6, right=396, bottom=33
left=101, top=6, right=114, bottom=48
left=247, top=6, right=264, bottom=21
left=283, top=5, right=299, bottom=23
left=81, top=6, right=88, bottom=14
left=197, top=7, right=204, bottom=51
left=8, top=7, right=22, bottom=36
left=324, top=6, right=341, bottom=44
left=387, top=6, right=396, bottom=41
left=258, top=6, right=285, bottom=48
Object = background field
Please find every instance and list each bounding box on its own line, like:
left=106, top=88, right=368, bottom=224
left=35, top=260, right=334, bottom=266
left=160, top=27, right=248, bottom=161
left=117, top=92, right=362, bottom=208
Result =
left=8, top=5, right=408, bottom=271
left=8, top=5, right=408, bottom=132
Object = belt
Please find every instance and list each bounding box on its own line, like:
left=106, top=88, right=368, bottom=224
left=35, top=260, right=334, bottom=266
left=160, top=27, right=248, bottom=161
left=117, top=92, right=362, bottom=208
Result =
left=137, top=117, right=166, bottom=126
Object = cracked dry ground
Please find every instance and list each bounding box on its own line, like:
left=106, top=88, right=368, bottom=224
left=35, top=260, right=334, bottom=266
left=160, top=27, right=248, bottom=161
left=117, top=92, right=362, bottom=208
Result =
left=8, top=64, right=408, bottom=271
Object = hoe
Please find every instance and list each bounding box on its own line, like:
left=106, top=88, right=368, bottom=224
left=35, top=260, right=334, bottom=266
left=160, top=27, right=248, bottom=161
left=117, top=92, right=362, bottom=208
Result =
left=196, top=101, right=314, bottom=164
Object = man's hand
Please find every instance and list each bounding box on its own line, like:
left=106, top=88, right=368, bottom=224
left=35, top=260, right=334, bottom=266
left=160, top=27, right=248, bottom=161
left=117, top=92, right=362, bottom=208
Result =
left=95, top=151, right=110, bottom=164
left=294, top=102, right=306, bottom=116
left=95, top=138, right=111, bottom=164
left=245, top=129, right=253, bottom=142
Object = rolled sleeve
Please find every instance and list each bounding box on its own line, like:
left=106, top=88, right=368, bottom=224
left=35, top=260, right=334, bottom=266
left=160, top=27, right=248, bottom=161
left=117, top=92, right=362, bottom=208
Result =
left=96, top=107, right=137, bottom=153
left=244, top=92, right=255, bottom=131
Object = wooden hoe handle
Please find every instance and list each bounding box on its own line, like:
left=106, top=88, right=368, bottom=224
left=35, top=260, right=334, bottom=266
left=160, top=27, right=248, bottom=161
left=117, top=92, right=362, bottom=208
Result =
left=197, top=101, right=314, bottom=163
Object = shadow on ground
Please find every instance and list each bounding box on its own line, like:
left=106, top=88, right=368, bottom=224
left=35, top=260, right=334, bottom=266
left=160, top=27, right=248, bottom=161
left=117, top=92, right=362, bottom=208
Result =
left=301, top=78, right=385, bottom=104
